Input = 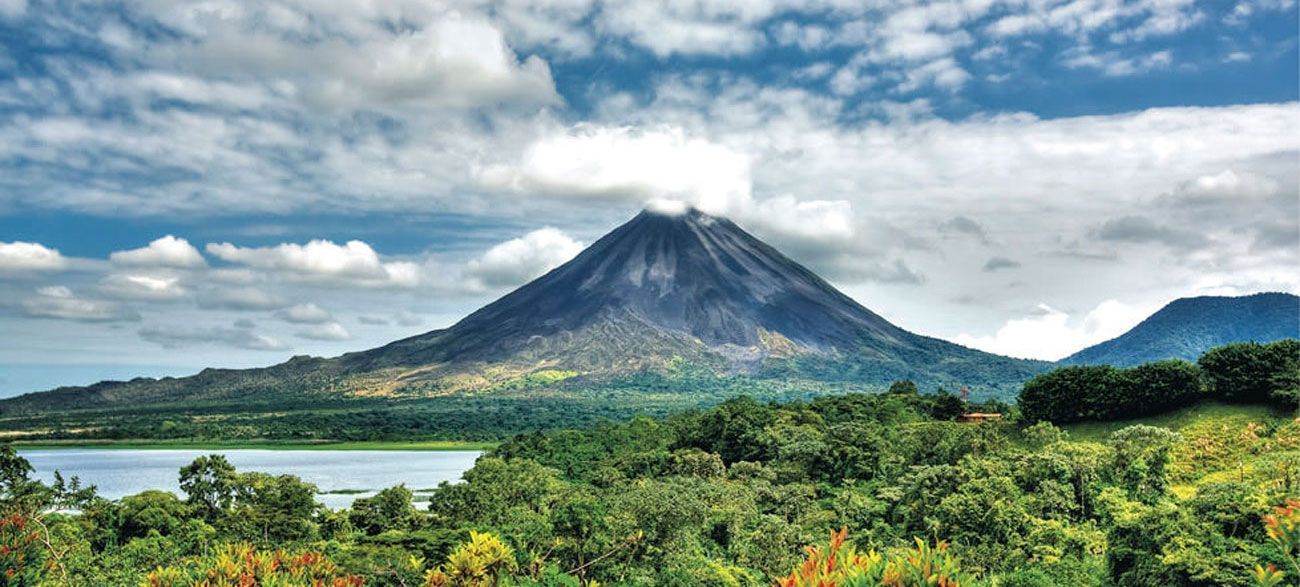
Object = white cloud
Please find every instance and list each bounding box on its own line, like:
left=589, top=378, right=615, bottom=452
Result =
left=140, top=6, right=559, bottom=113
left=99, top=273, right=188, bottom=300
left=0, top=241, right=66, bottom=272
left=304, top=13, right=559, bottom=111
left=295, top=321, right=351, bottom=341
left=1, top=0, right=1297, bottom=378
left=484, top=123, right=861, bottom=255
left=139, top=324, right=288, bottom=351
left=275, top=303, right=333, bottom=324
left=746, top=196, right=855, bottom=245
left=595, top=1, right=769, bottom=57
left=1177, top=169, right=1280, bottom=200
left=197, top=286, right=286, bottom=311
left=482, top=125, right=755, bottom=215
left=0, top=0, right=24, bottom=19
left=465, top=227, right=584, bottom=289
left=1063, top=48, right=1173, bottom=77
left=897, top=57, right=971, bottom=92
left=206, top=239, right=421, bottom=288
left=22, top=286, right=141, bottom=322
left=955, top=300, right=1152, bottom=360
left=110, top=235, right=206, bottom=268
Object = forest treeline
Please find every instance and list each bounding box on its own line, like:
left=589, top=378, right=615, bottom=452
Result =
left=1020, top=339, right=1299, bottom=423
left=0, top=340, right=1297, bottom=585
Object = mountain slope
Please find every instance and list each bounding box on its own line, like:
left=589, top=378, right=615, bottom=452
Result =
left=1060, top=292, right=1299, bottom=367
left=0, top=208, right=1047, bottom=413
left=353, top=209, right=921, bottom=368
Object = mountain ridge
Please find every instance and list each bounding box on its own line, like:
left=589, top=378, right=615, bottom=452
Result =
left=1, top=207, right=1047, bottom=413
left=1060, top=291, right=1299, bottom=367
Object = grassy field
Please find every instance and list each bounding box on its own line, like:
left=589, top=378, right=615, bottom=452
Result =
left=8, top=438, right=497, bottom=451
left=1062, top=401, right=1299, bottom=498
left=1060, top=401, right=1287, bottom=442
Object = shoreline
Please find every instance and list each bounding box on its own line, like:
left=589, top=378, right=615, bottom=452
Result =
left=7, top=439, right=497, bottom=451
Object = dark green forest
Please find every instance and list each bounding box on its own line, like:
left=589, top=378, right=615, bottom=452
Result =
left=0, top=339, right=1297, bottom=586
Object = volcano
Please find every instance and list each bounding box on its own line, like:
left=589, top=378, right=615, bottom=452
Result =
left=358, top=208, right=918, bottom=367
left=1, top=208, right=1046, bottom=412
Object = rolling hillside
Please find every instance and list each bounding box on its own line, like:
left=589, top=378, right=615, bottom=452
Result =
left=1060, top=292, right=1299, bottom=367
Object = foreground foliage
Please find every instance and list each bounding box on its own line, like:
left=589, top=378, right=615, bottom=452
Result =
left=143, top=544, right=363, bottom=587
left=0, top=341, right=1295, bottom=585
left=776, top=529, right=972, bottom=587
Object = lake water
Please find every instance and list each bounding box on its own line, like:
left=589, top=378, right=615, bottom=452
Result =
left=18, top=449, right=482, bottom=510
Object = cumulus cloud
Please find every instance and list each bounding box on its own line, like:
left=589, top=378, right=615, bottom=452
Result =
left=1093, top=215, right=1211, bottom=250
left=594, top=1, right=770, bottom=57
left=955, top=299, right=1152, bottom=360
left=465, top=228, right=584, bottom=289
left=98, top=273, right=188, bottom=300
left=206, top=240, right=421, bottom=288
left=139, top=324, right=287, bottom=351
left=295, top=322, right=351, bottom=341
left=197, top=286, right=286, bottom=311
left=275, top=303, right=333, bottom=324
left=143, top=7, right=559, bottom=113
left=1167, top=169, right=1283, bottom=203
left=0, top=242, right=66, bottom=272
left=484, top=124, right=860, bottom=258
left=109, top=235, right=206, bottom=268
left=1, top=0, right=1297, bottom=377
left=22, top=286, right=141, bottom=322
left=482, top=125, right=755, bottom=215
left=298, top=13, right=560, bottom=111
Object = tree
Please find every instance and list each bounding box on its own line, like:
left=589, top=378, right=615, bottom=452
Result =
left=118, top=490, right=190, bottom=541
left=1019, top=360, right=1203, bottom=424
left=0, top=445, right=96, bottom=584
left=888, top=380, right=919, bottom=395
left=1019, top=365, right=1120, bottom=423
left=178, top=455, right=238, bottom=520
left=230, top=472, right=320, bottom=542
left=930, top=388, right=968, bottom=421
left=350, top=484, right=422, bottom=536
left=552, top=492, right=611, bottom=579
left=1108, top=425, right=1179, bottom=504
left=1200, top=340, right=1300, bottom=408
left=1119, top=360, right=1202, bottom=414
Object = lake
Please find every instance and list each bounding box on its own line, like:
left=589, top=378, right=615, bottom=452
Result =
left=18, top=449, right=483, bottom=509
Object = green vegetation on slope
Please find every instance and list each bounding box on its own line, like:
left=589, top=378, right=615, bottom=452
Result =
left=1021, top=339, right=1298, bottom=424
left=0, top=376, right=900, bottom=444
left=2, top=380, right=1298, bottom=586
left=5, top=439, right=496, bottom=451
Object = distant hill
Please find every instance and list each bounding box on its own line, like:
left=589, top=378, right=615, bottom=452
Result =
left=1060, top=292, right=1299, bottom=367
left=0, top=207, right=1046, bottom=416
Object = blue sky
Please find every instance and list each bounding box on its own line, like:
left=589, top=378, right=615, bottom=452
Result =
left=0, top=0, right=1297, bottom=396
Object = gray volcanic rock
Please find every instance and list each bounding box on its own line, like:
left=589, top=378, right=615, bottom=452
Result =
left=355, top=207, right=916, bottom=369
